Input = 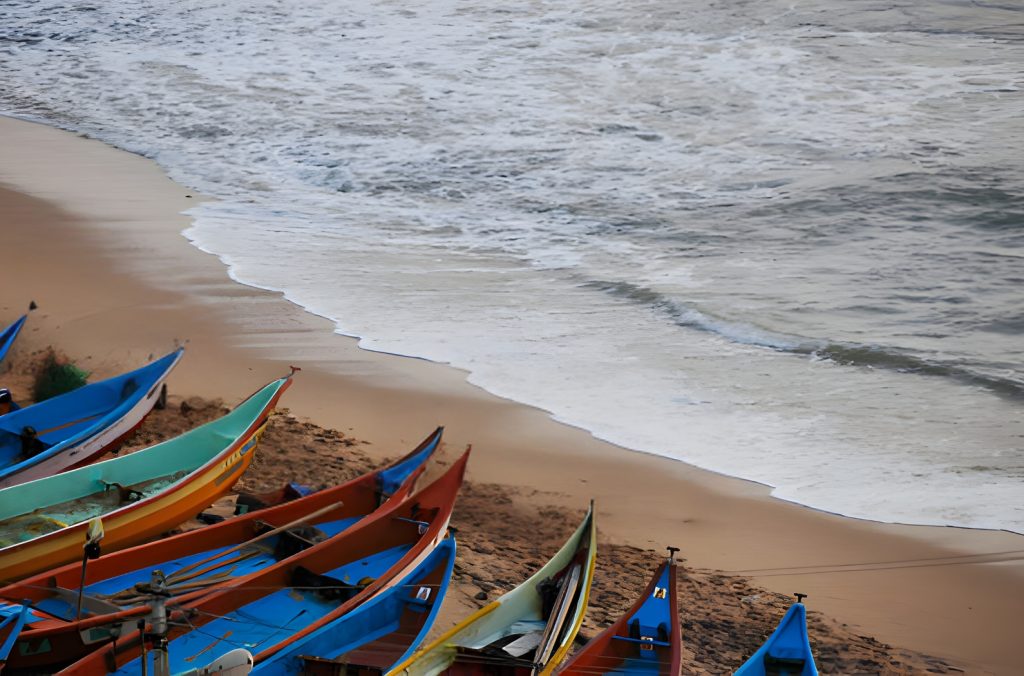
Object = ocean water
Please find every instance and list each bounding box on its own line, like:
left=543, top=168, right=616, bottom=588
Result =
left=2, top=0, right=1022, bottom=531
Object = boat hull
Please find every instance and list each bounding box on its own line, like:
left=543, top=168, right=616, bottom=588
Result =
left=0, top=379, right=171, bottom=488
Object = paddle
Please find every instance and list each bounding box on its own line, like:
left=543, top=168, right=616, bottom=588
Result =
left=163, top=501, right=344, bottom=584
left=533, top=561, right=583, bottom=673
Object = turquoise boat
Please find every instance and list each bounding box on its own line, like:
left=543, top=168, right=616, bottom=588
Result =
left=0, top=315, right=26, bottom=368
left=734, top=601, right=818, bottom=676
left=0, top=373, right=290, bottom=583
left=0, top=348, right=184, bottom=488
left=251, top=536, right=457, bottom=675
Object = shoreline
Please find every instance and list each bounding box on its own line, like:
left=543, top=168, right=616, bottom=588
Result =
left=2, top=115, right=1022, bottom=673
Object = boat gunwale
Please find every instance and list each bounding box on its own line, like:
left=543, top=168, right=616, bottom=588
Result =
left=0, top=314, right=27, bottom=365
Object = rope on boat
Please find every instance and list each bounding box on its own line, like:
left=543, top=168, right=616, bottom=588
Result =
left=6, top=580, right=448, bottom=602
left=725, top=548, right=1024, bottom=577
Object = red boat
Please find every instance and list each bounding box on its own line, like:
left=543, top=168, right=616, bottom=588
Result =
left=557, top=548, right=682, bottom=675
left=60, top=449, right=469, bottom=675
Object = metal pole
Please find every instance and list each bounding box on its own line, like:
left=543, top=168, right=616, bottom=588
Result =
left=149, top=570, right=171, bottom=676
left=138, top=618, right=149, bottom=676
left=76, top=519, right=104, bottom=620
left=75, top=550, right=89, bottom=621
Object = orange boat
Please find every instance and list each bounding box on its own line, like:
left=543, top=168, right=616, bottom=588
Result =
left=0, top=374, right=292, bottom=584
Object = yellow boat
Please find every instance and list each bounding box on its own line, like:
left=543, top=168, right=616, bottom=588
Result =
left=388, top=503, right=596, bottom=676
left=0, top=374, right=291, bottom=583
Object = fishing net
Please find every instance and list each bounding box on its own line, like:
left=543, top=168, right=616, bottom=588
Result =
left=32, top=348, right=90, bottom=402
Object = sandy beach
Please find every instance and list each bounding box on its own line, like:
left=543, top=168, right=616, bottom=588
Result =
left=1, top=115, right=1022, bottom=673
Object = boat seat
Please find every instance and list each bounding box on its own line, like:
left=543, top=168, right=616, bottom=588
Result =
left=36, top=411, right=105, bottom=443
left=290, top=566, right=367, bottom=602
left=612, top=635, right=672, bottom=648
left=765, top=654, right=806, bottom=675
left=406, top=585, right=433, bottom=610
left=234, top=482, right=310, bottom=515
left=100, top=481, right=144, bottom=504
left=628, top=618, right=669, bottom=642
left=17, top=426, right=50, bottom=459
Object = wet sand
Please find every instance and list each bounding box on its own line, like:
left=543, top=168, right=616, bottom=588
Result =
left=1, top=115, right=1022, bottom=673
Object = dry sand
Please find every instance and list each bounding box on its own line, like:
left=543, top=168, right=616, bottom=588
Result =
left=1, top=115, right=1022, bottom=674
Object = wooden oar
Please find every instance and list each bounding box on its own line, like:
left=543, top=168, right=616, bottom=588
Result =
left=164, top=501, right=344, bottom=583
left=101, top=558, right=253, bottom=603
left=110, top=570, right=241, bottom=606
left=162, top=550, right=260, bottom=587
left=533, top=562, right=582, bottom=674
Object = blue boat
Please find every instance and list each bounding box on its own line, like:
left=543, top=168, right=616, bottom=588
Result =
left=0, top=315, right=27, bottom=368
left=558, top=549, right=681, bottom=675
left=0, top=348, right=183, bottom=488
left=734, top=601, right=818, bottom=676
left=251, top=536, right=457, bottom=675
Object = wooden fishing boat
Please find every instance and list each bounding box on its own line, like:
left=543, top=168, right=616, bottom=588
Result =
left=733, top=600, right=818, bottom=676
left=0, top=315, right=27, bottom=368
left=251, top=534, right=457, bottom=675
left=0, top=348, right=184, bottom=488
left=388, top=502, right=597, bottom=676
left=0, top=426, right=444, bottom=671
left=58, top=450, right=469, bottom=675
left=0, top=373, right=291, bottom=584
left=557, top=549, right=681, bottom=675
